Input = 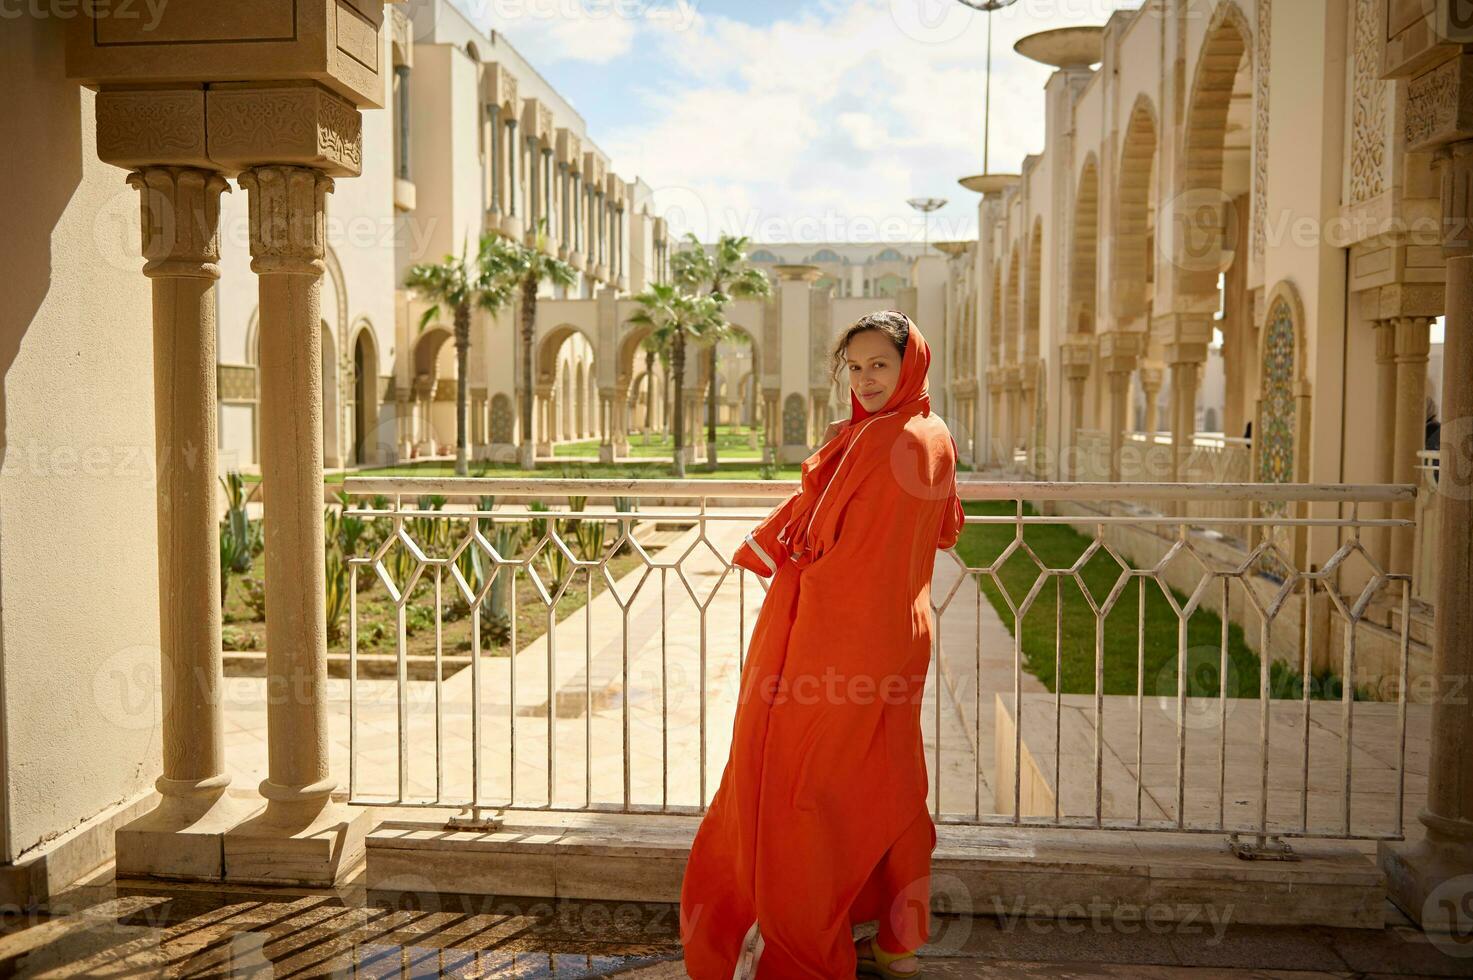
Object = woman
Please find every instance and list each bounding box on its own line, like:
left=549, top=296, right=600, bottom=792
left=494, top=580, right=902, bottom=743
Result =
left=679, top=311, right=965, bottom=979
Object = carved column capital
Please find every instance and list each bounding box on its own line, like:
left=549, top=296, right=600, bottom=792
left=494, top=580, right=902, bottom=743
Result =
left=126, top=166, right=229, bottom=279
left=1138, top=363, right=1165, bottom=393
left=1393, top=315, right=1434, bottom=361
left=238, top=165, right=334, bottom=275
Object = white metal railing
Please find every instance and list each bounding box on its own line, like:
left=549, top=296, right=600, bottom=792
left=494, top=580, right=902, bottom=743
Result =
left=339, top=477, right=1417, bottom=858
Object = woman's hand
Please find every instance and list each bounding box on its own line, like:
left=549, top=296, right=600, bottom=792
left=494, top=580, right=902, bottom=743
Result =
left=819, top=419, right=847, bottom=448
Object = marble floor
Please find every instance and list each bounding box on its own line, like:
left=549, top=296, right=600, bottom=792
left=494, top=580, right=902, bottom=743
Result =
left=2, top=865, right=1471, bottom=978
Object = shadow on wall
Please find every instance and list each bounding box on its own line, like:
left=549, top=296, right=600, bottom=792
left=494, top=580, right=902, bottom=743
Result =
left=4, top=19, right=85, bottom=472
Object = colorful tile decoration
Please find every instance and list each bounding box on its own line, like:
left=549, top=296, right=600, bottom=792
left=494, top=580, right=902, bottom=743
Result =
left=1258, top=295, right=1296, bottom=575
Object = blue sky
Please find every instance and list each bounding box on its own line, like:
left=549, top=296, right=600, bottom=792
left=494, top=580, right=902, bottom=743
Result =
left=455, top=0, right=1140, bottom=243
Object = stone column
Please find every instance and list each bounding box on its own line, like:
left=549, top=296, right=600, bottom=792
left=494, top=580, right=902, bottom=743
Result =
left=223, top=165, right=367, bottom=883
left=997, top=370, right=1015, bottom=464
left=536, top=387, right=553, bottom=456
left=487, top=104, right=501, bottom=218
left=1019, top=365, right=1037, bottom=452
left=1379, top=138, right=1473, bottom=934
left=395, top=64, right=411, bottom=182
left=1062, top=338, right=1092, bottom=482
left=396, top=391, right=412, bottom=460
left=1140, top=363, right=1164, bottom=438
left=113, top=166, right=261, bottom=878
left=597, top=392, right=615, bottom=463
left=1165, top=343, right=1207, bottom=484
left=1371, top=318, right=1399, bottom=569
left=613, top=389, right=630, bottom=456
left=1099, top=333, right=1141, bottom=484
left=1106, top=368, right=1133, bottom=483
left=1391, top=315, right=1432, bottom=573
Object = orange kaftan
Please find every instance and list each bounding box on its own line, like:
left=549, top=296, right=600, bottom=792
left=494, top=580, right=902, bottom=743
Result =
left=679, top=321, right=965, bottom=979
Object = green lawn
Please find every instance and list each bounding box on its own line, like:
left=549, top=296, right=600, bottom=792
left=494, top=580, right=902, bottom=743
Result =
left=951, top=501, right=1355, bottom=700
left=235, top=458, right=802, bottom=485
left=554, top=423, right=764, bottom=459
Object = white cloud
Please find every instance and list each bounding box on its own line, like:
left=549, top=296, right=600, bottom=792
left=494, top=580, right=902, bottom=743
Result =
left=510, top=0, right=1143, bottom=242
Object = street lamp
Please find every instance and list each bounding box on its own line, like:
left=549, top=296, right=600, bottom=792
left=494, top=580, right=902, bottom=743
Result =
left=907, top=196, right=947, bottom=250
left=951, top=0, right=1020, bottom=175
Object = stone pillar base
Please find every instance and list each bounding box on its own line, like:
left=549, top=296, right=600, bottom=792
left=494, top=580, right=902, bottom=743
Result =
left=223, top=801, right=371, bottom=886
left=763, top=446, right=776, bottom=464
left=1378, top=834, right=1473, bottom=931
left=535, top=441, right=552, bottom=457
left=518, top=443, right=536, bottom=469
left=598, top=443, right=616, bottom=463
left=116, top=791, right=263, bottom=881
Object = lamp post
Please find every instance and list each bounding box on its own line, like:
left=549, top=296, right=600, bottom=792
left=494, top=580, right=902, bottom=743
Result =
left=907, top=196, right=947, bottom=251
left=952, top=0, right=1020, bottom=175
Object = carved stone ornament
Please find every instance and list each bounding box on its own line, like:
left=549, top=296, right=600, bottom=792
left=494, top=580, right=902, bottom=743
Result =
left=1405, top=54, right=1473, bottom=152
left=237, top=165, right=334, bottom=275
left=1349, top=0, right=1389, bottom=204
left=207, top=84, right=363, bottom=178
left=97, top=89, right=211, bottom=170
left=126, top=166, right=230, bottom=279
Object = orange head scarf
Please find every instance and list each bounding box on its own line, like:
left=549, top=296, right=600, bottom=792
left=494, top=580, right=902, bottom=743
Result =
left=776, top=314, right=960, bottom=560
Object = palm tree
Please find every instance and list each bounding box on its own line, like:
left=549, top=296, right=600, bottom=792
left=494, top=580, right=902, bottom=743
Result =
left=628, top=282, right=721, bottom=477
left=671, top=233, right=772, bottom=469
left=404, top=234, right=519, bottom=475
left=499, top=218, right=577, bottom=469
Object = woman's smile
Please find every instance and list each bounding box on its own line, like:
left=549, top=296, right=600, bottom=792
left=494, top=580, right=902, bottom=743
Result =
left=845, top=328, right=902, bottom=411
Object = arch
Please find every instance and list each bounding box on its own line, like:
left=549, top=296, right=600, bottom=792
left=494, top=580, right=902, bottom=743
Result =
left=809, top=248, right=842, bottom=263
left=628, top=363, right=666, bottom=431
left=1112, top=96, right=1158, bottom=323
left=537, top=323, right=596, bottom=385
left=873, top=272, right=906, bottom=297
left=1173, top=1, right=1253, bottom=300
left=1070, top=156, right=1100, bottom=335
left=412, top=325, right=453, bottom=381
left=1025, top=217, right=1043, bottom=357
left=876, top=247, right=904, bottom=262
left=750, top=249, right=779, bottom=262
left=350, top=318, right=381, bottom=465
left=617, top=321, right=657, bottom=401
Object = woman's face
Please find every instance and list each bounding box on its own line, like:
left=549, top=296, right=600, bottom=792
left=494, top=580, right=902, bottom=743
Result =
left=845, top=328, right=903, bottom=413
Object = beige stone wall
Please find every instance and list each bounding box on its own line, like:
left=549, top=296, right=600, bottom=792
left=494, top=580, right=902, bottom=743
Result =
left=0, top=17, right=161, bottom=863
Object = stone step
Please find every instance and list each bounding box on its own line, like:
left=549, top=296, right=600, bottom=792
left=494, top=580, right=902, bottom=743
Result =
left=363, top=810, right=1387, bottom=929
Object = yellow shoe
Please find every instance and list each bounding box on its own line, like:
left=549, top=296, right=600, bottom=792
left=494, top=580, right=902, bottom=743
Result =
left=855, top=935, right=920, bottom=978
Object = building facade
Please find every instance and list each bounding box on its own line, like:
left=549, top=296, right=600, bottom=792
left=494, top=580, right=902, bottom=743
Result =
left=943, top=0, right=1444, bottom=596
